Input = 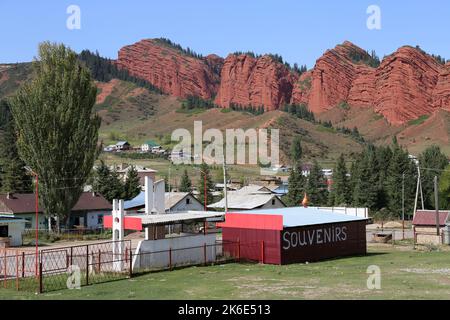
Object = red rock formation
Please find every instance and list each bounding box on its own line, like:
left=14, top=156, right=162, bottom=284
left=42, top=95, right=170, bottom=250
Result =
left=215, top=54, right=298, bottom=110
left=292, top=42, right=447, bottom=125
left=433, top=62, right=450, bottom=112
left=294, top=41, right=372, bottom=113
left=116, top=39, right=221, bottom=100
left=374, top=46, right=442, bottom=125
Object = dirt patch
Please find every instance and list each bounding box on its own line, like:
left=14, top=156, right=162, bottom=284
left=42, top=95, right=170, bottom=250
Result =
left=400, top=268, right=450, bottom=275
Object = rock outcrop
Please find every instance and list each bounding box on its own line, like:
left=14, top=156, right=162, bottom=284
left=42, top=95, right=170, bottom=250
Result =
left=292, top=42, right=447, bottom=125
left=116, top=39, right=221, bottom=100
left=115, top=39, right=450, bottom=125
left=214, top=54, right=298, bottom=110
left=374, top=46, right=442, bottom=125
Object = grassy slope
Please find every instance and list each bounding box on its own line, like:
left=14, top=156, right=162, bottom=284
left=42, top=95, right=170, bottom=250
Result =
left=1, top=244, right=450, bottom=300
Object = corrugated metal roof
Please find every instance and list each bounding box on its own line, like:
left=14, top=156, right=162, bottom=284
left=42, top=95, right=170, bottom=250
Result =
left=208, top=193, right=281, bottom=210
left=124, top=191, right=202, bottom=211
left=126, top=211, right=224, bottom=225
left=413, top=210, right=449, bottom=226
left=229, top=207, right=368, bottom=227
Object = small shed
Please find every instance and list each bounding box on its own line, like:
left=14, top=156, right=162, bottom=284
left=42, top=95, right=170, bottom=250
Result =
left=0, top=215, right=26, bottom=247
left=413, top=210, right=449, bottom=245
left=218, top=207, right=368, bottom=265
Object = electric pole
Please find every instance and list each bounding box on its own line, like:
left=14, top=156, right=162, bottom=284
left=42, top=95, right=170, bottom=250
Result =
left=434, top=176, right=440, bottom=236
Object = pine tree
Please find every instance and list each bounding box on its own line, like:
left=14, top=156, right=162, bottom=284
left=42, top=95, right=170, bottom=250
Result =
left=290, top=136, right=303, bottom=164
left=330, top=154, right=350, bottom=206
left=10, top=43, right=102, bottom=226
left=418, top=145, right=449, bottom=209
left=197, top=163, right=214, bottom=206
left=352, top=148, right=379, bottom=210
left=286, top=163, right=306, bottom=206
left=0, top=99, right=33, bottom=193
left=439, top=165, right=450, bottom=210
left=386, top=141, right=417, bottom=217
left=179, top=169, right=192, bottom=192
left=122, top=166, right=141, bottom=200
left=92, top=161, right=124, bottom=202
left=306, top=160, right=328, bottom=206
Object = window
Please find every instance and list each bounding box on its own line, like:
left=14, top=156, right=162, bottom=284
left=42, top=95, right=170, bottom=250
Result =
left=0, top=225, right=8, bottom=237
left=25, top=218, right=32, bottom=229
left=97, top=214, right=104, bottom=225
left=186, top=198, right=190, bottom=205
left=271, top=199, right=276, bottom=206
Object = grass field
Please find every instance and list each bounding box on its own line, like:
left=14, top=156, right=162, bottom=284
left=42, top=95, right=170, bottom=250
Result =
left=1, top=244, right=450, bottom=300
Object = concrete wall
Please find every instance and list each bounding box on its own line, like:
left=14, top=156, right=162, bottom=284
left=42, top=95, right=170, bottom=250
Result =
left=415, top=226, right=444, bottom=245
left=86, top=211, right=104, bottom=229
left=132, top=233, right=216, bottom=271
left=0, top=221, right=25, bottom=246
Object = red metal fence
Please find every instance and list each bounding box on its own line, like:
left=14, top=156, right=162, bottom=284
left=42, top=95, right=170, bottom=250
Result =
left=0, top=239, right=267, bottom=293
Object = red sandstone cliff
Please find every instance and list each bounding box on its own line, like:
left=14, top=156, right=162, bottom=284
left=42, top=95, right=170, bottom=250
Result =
left=115, top=39, right=450, bottom=125
left=116, top=39, right=221, bottom=100
left=214, top=54, right=298, bottom=110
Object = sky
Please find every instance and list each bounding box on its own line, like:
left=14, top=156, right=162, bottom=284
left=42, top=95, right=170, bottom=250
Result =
left=1, top=0, right=450, bottom=67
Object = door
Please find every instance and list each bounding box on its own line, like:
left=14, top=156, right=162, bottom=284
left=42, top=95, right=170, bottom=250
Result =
left=0, top=225, right=8, bottom=237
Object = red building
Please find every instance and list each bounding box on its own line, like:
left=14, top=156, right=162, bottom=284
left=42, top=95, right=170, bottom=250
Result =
left=218, top=207, right=368, bottom=265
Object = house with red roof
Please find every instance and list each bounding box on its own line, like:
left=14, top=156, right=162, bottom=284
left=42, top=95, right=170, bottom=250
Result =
left=0, top=192, right=111, bottom=231
left=412, top=210, right=450, bottom=245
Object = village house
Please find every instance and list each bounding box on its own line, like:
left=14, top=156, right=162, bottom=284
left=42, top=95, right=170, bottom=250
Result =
left=124, top=191, right=204, bottom=213
left=413, top=210, right=450, bottom=245
left=0, top=192, right=112, bottom=231
left=141, top=140, right=162, bottom=152
left=208, top=184, right=286, bottom=211
left=115, top=141, right=131, bottom=151
left=113, top=163, right=157, bottom=186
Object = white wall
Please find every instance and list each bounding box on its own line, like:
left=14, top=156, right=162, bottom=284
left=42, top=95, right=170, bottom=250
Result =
left=86, top=211, right=104, bottom=229
left=132, top=233, right=216, bottom=271
left=317, top=207, right=369, bottom=218
left=168, top=195, right=204, bottom=212
left=0, top=221, right=25, bottom=246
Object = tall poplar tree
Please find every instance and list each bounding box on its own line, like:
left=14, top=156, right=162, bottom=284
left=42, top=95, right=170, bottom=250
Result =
left=10, top=42, right=101, bottom=227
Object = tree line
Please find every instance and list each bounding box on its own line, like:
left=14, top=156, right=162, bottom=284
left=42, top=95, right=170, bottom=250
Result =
left=78, top=50, right=163, bottom=94
left=285, top=137, right=450, bottom=219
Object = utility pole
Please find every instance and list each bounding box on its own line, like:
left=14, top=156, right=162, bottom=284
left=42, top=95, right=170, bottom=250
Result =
left=434, top=176, right=440, bottom=236
left=223, top=157, right=228, bottom=214
left=402, top=172, right=405, bottom=240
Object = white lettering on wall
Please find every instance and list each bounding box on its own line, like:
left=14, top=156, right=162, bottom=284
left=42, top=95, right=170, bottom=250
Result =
left=282, top=225, right=351, bottom=250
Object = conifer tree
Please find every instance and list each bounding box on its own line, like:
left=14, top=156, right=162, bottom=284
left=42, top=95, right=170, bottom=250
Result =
left=290, top=136, right=303, bottom=164
left=306, top=160, right=328, bottom=206
left=286, top=163, right=306, bottom=207
left=197, top=163, right=214, bottom=206
left=418, top=145, right=449, bottom=209
left=179, top=169, right=192, bottom=192
left=330, top=154, right=350, bottom=206
left=122, top=166, right=141, bottom=200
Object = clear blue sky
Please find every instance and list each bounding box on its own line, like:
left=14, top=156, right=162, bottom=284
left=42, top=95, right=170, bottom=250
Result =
left=1, top=0, right=449, bottom=67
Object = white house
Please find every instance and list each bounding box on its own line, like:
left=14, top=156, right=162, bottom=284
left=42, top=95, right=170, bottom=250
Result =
left=116, top=141, right=130, bottom=150
left=0, top=216, right=26, bottom=247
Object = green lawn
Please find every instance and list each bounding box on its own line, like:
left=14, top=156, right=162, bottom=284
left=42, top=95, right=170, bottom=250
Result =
left=1, top=244, right=450, bottom=300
